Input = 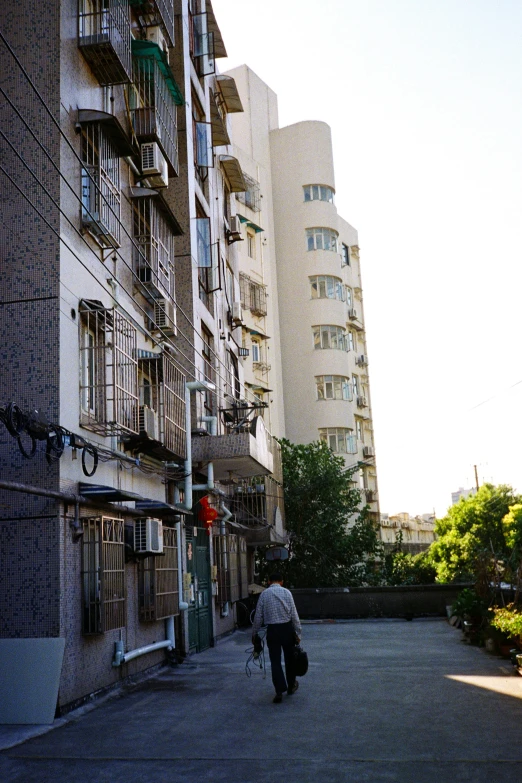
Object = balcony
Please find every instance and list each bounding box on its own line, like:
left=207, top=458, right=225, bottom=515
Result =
left=128, top=0, right=175, bottom=47
left=78, top=0, right=132, bottom=85
left=131, top=39, right=184, bottom=175
left=123, top=349, right=187, bottom=460
left=191, top=415, right=273, bottom=479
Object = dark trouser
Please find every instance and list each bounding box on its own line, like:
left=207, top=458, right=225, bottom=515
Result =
left=266, top=621, right=296, bottom=695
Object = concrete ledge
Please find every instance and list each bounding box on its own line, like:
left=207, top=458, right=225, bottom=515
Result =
left=291, top=583, right=474, bottom=619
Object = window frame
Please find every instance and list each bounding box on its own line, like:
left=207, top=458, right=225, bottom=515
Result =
left=303, top=184, right=335, bottom=204
left=306, top=227, right=339, bottom=253
left=315, top=375, right=353, bottom=401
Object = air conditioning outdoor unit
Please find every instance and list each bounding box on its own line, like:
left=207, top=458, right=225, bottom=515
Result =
left=141, top=142, right=169, bottom=188
left=139, top=405, right=158, bottom=441
left=231, top=301, right=243, bottom=324
left=134, top=517, right=164, bottom=555
left=238, top=347, right=250, bottom=358
left=145, top=25, right=170, bottom=62
left=227, top=215, right=243, bottom=244
left=348, top=308, right=358, bottom=320
left=153, top=298, right=176, bottom=336
left=356, top=354, right=368, bottom=367
left=363, top=446, right=375, bottom=458
left=357, top=395, right=368, bottom=408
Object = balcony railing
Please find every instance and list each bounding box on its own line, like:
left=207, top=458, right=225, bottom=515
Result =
left=132, top=41, right=182, bottom=174
left=78, top=0, right=132, bottom=85
left=129, top=0, right=175, bottom=47
left=81, top=164, right=121, bottom=248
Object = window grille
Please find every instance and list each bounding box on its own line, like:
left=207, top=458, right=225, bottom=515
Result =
left=132, top=55, right=178, bottom=173
left=239, top=274, right=267, bottom=316
left=133, top=196, right=175, bottom=299
left=227, top=535, right=240, bottom=603
left=78, top=0, right=132, bottom=85
left=236, top=173, right=261, bottom=212
left=79, top=303, right=139, bottom=435
left=138, top=526, right=179, bottom=621
left=81, top=122, right=121, bottom=247
left=137, top=350, right=187, bottom=458
left=129, top=0, right=175, bottom=47
left=213, top=534, right=229, bottom=604
left=82, top=516, right=125, bottom=635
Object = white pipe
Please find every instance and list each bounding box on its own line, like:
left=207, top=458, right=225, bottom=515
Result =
left=177, top=520, right=189, bottom=610
left=220, top=507, right=229, bottom=617
left=121, top=640, right=172, bottom=664
left=183, top=383, right=193, bottom=510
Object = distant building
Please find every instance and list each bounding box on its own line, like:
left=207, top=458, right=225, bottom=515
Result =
left=379, top=513, right=436, bottom=554
left=451, top=487, right=476, bottom=505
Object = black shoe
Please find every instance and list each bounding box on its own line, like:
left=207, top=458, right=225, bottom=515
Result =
left=273, top=693, right=283, bottom=703
left=288, top=681, right=299, bottom=695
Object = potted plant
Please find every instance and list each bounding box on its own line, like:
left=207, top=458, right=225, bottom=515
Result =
left=451, top=589, right=489, bottom=643
left=490, top=604, right=522, bottom=655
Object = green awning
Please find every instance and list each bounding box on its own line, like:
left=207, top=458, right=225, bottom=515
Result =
left=131, top=39, right=184, bottom=106
left=237, top=212, right=264, bottom=233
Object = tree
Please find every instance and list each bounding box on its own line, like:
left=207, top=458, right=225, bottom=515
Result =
left=269, top=438, right=380, bottom=588
left=429, top=483, right=521, bottom=583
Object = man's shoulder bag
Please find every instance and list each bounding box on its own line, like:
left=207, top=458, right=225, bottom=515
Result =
left=293, top=644, right=309, bottom=677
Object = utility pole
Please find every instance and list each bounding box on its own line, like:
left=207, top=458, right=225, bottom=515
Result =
left=474, top=464, right=480, bottom=492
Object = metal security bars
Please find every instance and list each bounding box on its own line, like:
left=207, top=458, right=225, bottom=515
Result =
left=133, top=196, right=175, bottom=299
left=239, top=274, right=267, bottom=316
left=132, top=55, right=178, bottom=173
left=236, top=173, right=261, bottom=212
left=137, top=350, right=187, bottom=459
left=138, top=526, right=179, bottom=621
left=79, top=303, right=139, bottom=436
left=81, top=516, right=125, bottom=635
left=129, top=0, right=175, bottom=47
left=213, top=534, right=248, bottom=605
left=81, top=122, right=122, bottom=248
left=78, top=0, right=132, bottom=85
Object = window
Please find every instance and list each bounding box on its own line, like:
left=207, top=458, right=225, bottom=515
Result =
left=190, top=10, right=215, bottom=76
left=201, top=324, right=215, bottom=417
left=345, top=287, right=353, bottom=308
left=213, top=534, right=249, bottom=605
left=347, top=330, right=356, bottom=352
left=310, top=275, right=345, bottom=301
left=236, top=173, right=261, bottom=212
left=306, top=227, right=338, bottom=252
left=251, top=339, right=261, bottom=364
left=352, top=374, right=359, bottom=398
left=342, top=244, right=350, bottom=266
left=247, top=231, right=256, bottom=259
left=81, top=122, right=121, bottom=247
left=133, top=196, right=175, bottom=299
left=138, top=527, right=179, bottom=621
left=303, top=184, right=334, bottom=204
left=312, top=325, right=349, bottom=351
left=240, top=274, right=267, bottom=316
left=225, top=350, right=240, bottom=399
left=355, top=417, right=364, bottom=442
left=78, top=0, right=132, bottom=86
left=319, top=428, right=357, bottom=454
left=315, top=376, right=353, bottom=401
left=81, top=516, right=125, bottom=635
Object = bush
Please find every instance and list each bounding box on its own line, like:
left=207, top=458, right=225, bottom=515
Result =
left=490, top=603, right=522, bottom=640
left=451, top=588, right=488, bottom=621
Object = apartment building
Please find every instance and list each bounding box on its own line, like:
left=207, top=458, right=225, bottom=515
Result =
left=380, top=513, right=437, bottom=554
left=227, top=67, right=379, bottom=520
left=0, top=1, right=285, bottom=717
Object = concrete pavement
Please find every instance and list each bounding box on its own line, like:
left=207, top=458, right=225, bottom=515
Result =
left=2, top=618, right=522, bottom=782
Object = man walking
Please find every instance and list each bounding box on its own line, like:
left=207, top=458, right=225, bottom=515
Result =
left=251, top=572, right=302, bottom=703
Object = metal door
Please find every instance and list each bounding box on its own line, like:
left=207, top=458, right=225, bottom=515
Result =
left=186, top=526, right=212, bottom=653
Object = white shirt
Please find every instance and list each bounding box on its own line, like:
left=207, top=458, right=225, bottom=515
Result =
left=252, top=583, right=302, bottom=636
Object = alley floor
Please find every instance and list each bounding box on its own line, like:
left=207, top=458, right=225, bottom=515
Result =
left=1, top=618, right=522, bottom=782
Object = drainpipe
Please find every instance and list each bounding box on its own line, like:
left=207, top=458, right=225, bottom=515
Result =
left=193, top=414, right=217, bottom=492
left=219, top=501, right=233, bottom=618
left=112, top=614, right=175, bottom=667
left=180, top=381, right=216, bottom=511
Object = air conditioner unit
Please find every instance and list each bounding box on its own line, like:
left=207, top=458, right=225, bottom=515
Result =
left=238, top=347, right=249, bottom=358
left=153, top=298, right=176, bottom=336
left=134, top=517, right=164, bottom=555
left=348, top=308, right=358, bottom=320
left=357, top=395, right=367, bottom=408
left=356, top=354, right=368, bottom=367
left=145, top=25, right=169, bottom=62
left=232, top=301, right=243, bottom=324
left=363, top=446, right=375, bottom=458
left=139, top=405, right=158, bottom=441
left=227, top=214, right=243, bottom=244
left=141, top=142, right=169, bottom=188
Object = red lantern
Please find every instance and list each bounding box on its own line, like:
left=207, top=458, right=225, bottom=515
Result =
left=198, top=496, right=218, bottom=535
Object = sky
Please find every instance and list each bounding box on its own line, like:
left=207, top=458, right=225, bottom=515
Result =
left=212, top=0, right=522, bottom=518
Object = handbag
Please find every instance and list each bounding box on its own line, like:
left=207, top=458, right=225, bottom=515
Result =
left=293, top=644, right=309, bottom=677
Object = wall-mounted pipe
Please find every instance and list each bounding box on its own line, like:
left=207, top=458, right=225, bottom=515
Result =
left=112, top=616, right=176, bottom=667
left=177, top=520, right=189, bottom=610
left=180, top=381, right=216, bottom=511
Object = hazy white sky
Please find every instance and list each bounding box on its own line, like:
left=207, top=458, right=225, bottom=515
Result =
left=213, top=0, right=522, bottom=517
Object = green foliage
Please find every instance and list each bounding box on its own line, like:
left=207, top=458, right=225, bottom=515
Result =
left=383, top=543, right=437, bottom=586
left=428, top=484, right=521, bottom=583
left=490, top=603, right=522, bottom=640
left=451, top=588, right=489, bottom=622
left=271, top=438, right=380, bottom=588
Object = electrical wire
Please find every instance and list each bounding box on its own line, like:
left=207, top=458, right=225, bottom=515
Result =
left=245, top=627, right=266, bottom=678
left=0, top=31, right=263, bottom=409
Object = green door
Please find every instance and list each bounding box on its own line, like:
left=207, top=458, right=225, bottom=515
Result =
left=186, top=526, right=212, bottom=653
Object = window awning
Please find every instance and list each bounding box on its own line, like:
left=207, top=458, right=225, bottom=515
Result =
left=79, top=483, right=191, bottom=516
left=77, top=110, right=136, bottom=157
left=206, top=0, right=227, bottom=58
left=220, top=155, right=246, bottom=193
left=216, top=75, right=244, bottom=113
left=131, top=39, right=184, bottom=106
left=129, top=187, right=184, bottom=235
left=237, top=213, right=264, bottom=233
left=209, top=91, right=230, bottom=147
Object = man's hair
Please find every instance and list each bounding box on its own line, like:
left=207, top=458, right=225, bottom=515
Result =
left=269, top=571, right=284, bottom=583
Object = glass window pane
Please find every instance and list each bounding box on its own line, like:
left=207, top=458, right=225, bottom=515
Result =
left=334, top=380, right=342, bottom=399
left=321, top=327, right=329, bottom=349
left=346, top=287, right=352, bottom=307
left=326, top=277, right=334, bottom=298
left=330, top=328, right=338, bottom=349
left=323, top=231, right=330, bottom=251
left=304, top=186, right=311, bottom=202
left=313, top=327, right=320, bottom=349
left=316, top=378, right=325, bottom=399
left=329, top=434, right=337, bottom=451
left=336, top=281, right=344, bottom=301
left=307, top=231, right=314, bottom=251
left=318, top=278, right=326, bottom=297
left=312, top=185, right=319, bottom=200
left=342, top=380, right=351, bottom=400
left=331, top=234, right=338, bottom=252
left=338, top=431, right=347, bottom=453
left=311, top=279, right=318, bottom=298
left=316, top=232, right=323, bottom=250
left=325, top=381, right=333, bottom=398
left=196, top=217, right=211, bottom=267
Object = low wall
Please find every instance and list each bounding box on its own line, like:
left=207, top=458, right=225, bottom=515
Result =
left=291, top=584, right=473, bottom=619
